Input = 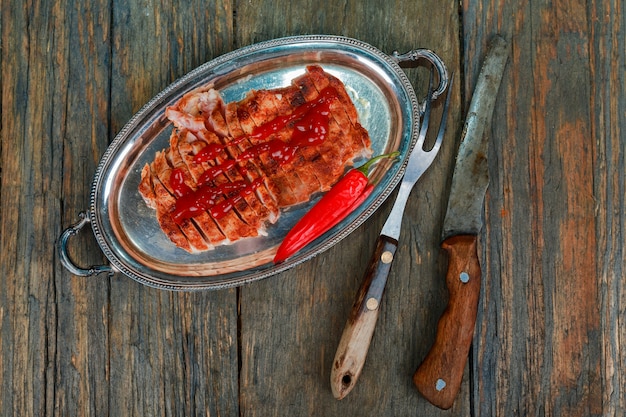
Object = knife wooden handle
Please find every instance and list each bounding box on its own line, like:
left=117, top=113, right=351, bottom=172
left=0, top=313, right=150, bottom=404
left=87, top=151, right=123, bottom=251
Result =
left=413, top=234, right=481, bottom=409
left=331, top=234, right=398, bottom=400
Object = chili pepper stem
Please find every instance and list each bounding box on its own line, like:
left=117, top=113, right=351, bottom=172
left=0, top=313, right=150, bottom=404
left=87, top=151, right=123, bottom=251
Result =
left=356, top=151, right=401, bottom=177
left=273, top=151, right=402, bottom=263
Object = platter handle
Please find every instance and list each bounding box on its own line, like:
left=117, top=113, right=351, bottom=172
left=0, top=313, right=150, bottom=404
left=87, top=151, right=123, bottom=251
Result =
left=57, top=211, right=114, bottom=277
left=392, top=48, right=449, bottom=105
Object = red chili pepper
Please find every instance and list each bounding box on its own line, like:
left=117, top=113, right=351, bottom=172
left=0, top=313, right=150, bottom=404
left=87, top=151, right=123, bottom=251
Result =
left=273, top=151, right=400, bottom=263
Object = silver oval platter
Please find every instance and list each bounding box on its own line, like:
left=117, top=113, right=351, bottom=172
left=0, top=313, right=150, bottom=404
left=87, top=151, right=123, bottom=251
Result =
left=58, top=35, right=448, bottom=291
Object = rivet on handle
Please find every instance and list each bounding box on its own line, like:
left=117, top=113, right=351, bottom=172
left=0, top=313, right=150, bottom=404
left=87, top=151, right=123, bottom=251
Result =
left=381, top=251, right=394, bottom=264
left=436, top=379, right=447, bottom=391
left=366, top=298, right=379, bottom=311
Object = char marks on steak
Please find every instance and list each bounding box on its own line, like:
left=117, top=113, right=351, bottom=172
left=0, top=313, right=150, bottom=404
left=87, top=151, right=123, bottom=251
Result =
left=139, top=65, right=372, bottom=252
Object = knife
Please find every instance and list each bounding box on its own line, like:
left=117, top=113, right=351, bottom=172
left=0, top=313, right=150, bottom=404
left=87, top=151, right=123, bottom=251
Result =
left=330, top=69, right=453, bottom=400
left=412, top=35, right=508, bottom=410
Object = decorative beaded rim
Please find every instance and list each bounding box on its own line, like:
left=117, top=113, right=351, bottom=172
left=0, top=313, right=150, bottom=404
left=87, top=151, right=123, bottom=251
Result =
left=58, top=35, right=448, bottom=291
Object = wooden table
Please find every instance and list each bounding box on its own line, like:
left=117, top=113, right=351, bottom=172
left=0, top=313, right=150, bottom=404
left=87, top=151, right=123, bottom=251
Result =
left=2, top=0, right=624, bottom=415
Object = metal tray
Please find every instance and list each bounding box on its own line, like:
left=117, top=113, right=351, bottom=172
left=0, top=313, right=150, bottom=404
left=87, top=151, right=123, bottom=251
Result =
left=58, top=35, right=448, bottom=291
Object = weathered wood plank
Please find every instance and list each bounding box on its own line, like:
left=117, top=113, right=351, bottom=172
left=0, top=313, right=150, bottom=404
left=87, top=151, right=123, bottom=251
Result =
left=464, top=0, right=624, bottom=415
left=2, top=0, right=625, bottom=415
left=104, top=1, right=239, bottom=416
left=50, top=2, right=114, bottom=416
left=0, top=0, right=238, bottom=416
left=235, top=1, right=464, bottom=415
left=588, top=1, right=626, bottom=414
left=0, top=1, right=97, bottom=415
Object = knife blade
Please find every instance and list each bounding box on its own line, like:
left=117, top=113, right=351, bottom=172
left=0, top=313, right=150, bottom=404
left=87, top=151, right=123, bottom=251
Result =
left=413, top=35, right=508, bottom=410
left=330, top=69, right=452, bottom=400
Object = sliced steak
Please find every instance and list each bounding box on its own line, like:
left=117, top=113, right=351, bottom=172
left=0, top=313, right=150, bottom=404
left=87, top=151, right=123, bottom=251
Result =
left=139, top=65, right=372, bottom=253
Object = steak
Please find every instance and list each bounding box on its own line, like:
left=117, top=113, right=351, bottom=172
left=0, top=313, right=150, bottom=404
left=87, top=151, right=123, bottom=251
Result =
left=139, top=65, right=372, bottom=252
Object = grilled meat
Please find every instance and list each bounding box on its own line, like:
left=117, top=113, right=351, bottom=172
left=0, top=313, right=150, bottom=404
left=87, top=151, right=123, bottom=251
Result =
left=139, top=65, right=372, bottom=252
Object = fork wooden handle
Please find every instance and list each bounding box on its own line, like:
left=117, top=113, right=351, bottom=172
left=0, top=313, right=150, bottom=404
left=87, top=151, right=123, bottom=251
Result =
left=413, top=234, right=481, bottom=409
left=330, top=234, right=398, bottom=400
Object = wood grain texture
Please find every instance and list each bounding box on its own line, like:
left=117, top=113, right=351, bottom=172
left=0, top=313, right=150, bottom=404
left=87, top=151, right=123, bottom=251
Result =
left=414, top=235, right=481, bottom=410
left=105, top=2, right=239, bottom=416
left=588, top=2, right=626, bottom=415
left=235, top=1, right=463, bottom=415
left=464, top=0, right=625, bottom=415
left=54, top=3, right=113, bottom=415
left=1, top=0, right=624, bottom=415
left=1, top=1, right=237, bottom=416
left=330, top=234, right=399, bottom=400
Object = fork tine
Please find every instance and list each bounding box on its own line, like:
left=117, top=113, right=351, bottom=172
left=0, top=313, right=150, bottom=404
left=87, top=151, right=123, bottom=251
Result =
left=431, top=72, right=454, bottom=154
left=416, top=69, right=435, bottom=148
